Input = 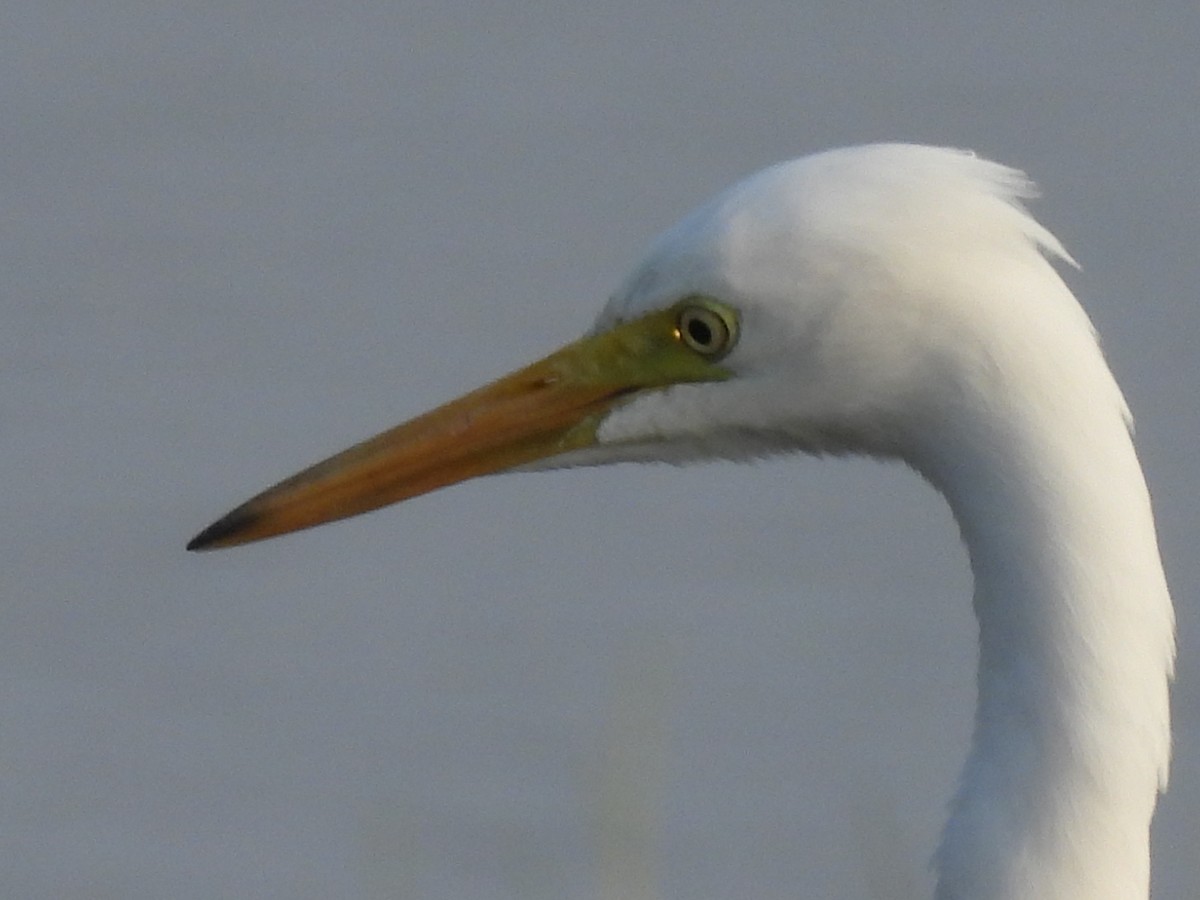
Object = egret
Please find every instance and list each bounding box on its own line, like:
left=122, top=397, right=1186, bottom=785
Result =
left=189, top=144, right=1174, bottom=899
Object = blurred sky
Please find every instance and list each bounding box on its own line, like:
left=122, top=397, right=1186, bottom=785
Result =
left=3, top=3, right=1198, bottom=898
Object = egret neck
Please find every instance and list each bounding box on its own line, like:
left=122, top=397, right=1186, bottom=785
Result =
left=916, top=283, right=1174, bottom=899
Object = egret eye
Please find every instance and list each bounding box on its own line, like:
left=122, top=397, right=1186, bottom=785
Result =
left=676, top=300, right=738, bottom=359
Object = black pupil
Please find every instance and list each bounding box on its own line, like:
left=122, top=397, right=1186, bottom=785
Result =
left=687, top=316, right=714, bottom=347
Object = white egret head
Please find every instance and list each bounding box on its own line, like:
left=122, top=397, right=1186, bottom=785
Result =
left=187, top=144, right=1096, bottom=547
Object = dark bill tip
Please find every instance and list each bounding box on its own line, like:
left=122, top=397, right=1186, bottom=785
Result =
left=186, top=505, right=261, bottom=552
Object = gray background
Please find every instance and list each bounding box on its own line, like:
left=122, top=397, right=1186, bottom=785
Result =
left=5, top=3, right=1197, bottom=898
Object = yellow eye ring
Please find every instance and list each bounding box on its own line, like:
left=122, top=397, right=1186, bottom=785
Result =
left=676, top=299, right=739, bottom=360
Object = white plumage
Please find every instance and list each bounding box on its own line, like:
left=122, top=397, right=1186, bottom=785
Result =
left=597, top=145, right=1175, bottom=898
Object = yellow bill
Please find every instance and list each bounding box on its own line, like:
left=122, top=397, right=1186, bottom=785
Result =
left=187, top=299, right=737, bottom=550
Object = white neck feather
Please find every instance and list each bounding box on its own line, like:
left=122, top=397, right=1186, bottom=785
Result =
left=919, top=319, right=1174, bottom=899
left=595, top=144, right=1176, bottom=898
